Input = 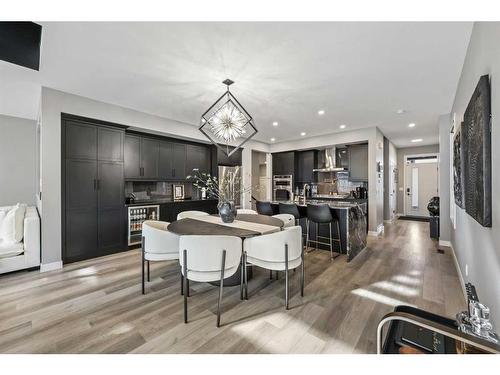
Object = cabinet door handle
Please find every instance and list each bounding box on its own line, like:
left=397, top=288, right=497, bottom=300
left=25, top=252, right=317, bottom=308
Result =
left=94, top=179, right=97, bottom=191
left=97, top=179, right=100, bottom=190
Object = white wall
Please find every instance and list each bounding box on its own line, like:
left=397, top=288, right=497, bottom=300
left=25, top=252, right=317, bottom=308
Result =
left=39, top=87, right=269, bottom=266
left=438, top=114, right=452, bottom=243
left=448, top=22, right=500, bottom=329
left=269, top=127, right=385, bottom=233
left=0, top=114, right=37, bottom=206
left=383, top=137, right=397, bottom=221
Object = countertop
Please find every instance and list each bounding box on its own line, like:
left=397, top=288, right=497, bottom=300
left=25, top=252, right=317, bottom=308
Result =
left=311, top=195, right=368, bottom=203
left=125, top=197, right=218, bottom=207
left=271, top=199, right=367, bottom=210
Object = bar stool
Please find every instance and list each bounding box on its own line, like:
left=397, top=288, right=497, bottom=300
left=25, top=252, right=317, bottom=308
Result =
left=279, top=203, right=300, bottom=224
left=305, top=204, right=342, bottom=260
left=256, top=201, right=274, bottom=216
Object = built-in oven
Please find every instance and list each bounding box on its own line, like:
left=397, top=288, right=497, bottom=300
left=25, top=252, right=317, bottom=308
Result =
left=127, top=205, right=160, bottom=246
left=273, top=175, right=293, bottom=201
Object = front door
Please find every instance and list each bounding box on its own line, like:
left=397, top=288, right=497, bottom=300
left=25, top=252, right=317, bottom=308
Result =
left=404, top=155, right=438, bottom=217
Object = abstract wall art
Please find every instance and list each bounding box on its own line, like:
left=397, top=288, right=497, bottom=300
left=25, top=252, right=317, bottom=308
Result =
left=453, top=122, right=464, bottom=209
left=462, top=74, right=492, bottom=227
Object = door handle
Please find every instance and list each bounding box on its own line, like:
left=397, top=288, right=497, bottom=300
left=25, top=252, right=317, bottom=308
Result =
left=94, top=179, right=97, bottom=190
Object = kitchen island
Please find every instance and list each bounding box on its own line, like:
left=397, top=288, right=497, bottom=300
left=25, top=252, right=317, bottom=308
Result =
left=271, top=199, right=367, bottom=261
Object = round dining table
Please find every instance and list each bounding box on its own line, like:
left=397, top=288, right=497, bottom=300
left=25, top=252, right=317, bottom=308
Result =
left=168, top=213, right=284, bottom=288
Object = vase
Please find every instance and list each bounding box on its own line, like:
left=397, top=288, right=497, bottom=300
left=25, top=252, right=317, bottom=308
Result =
left=218, top=200, right=237, bottom=223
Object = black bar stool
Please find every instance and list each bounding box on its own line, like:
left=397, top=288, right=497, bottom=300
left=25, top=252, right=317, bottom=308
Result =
left=278, top=203, right=300, bottom=224
left=256, top=201, right=274, bottom=216
left=305, top=204, right=342, bottom=260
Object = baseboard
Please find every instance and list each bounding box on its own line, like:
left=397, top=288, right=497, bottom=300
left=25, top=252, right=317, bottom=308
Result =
left=368, top=224, right=384, bottom=237
left=439, top=240, right=452, bottom=247
left=446, top=241, right=467, bottom=301
left=40, top=261, right=63, bottom=273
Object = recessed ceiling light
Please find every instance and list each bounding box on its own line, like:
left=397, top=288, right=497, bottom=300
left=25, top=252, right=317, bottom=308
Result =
left=408, top=123, right=416, bottom=128
left=272, top=121, right=279, bottom=127
left=300, top=132, right=306, bottom=136
left=396, top=109, right=405, bottom=114
left=270, top=137, right=276, bottom=142
left=411, top=138, right=423, bottom=143
left=317, top=110, right=325, bottom=116
left=339, top=124, right=346, bottom=129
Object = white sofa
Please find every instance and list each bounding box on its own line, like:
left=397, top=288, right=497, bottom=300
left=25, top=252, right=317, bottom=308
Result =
left=0, top=205, right=40, bottom=274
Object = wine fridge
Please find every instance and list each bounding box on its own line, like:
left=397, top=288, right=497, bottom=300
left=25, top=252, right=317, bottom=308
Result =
left=127, top=205, right=160, bottom=246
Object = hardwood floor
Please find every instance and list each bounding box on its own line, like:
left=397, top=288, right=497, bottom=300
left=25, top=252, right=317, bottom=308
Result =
left=0, top=220, right=465, bottom=353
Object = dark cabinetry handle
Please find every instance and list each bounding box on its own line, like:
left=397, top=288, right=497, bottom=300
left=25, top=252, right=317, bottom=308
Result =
left=94, top=179, right=97, bottom=190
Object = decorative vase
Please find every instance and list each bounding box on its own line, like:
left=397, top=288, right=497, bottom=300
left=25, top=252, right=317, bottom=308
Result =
left=218, top=200, right=237, bottom=223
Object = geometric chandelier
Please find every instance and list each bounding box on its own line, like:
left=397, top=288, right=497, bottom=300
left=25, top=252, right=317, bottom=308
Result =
left=200, top=79, right=258, bottom=157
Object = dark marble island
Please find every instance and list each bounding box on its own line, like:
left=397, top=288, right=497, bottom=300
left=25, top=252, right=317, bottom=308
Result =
left=271, top=199, right=368, bottom=261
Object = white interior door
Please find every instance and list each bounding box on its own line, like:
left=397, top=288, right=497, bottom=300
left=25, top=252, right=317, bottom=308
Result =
left=404, top=157, right=438, bottom=217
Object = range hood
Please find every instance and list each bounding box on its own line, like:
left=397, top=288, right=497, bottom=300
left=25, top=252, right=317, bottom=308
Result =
left=313, top=146, right=348, bottom=173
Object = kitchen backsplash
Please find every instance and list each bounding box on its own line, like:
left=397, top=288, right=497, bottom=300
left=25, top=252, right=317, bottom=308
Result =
left=125, top=181, right=198, bottom=199
left=316, top=172, right=368, bottom=195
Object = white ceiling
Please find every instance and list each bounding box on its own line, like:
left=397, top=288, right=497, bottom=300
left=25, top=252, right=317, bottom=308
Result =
left=0, top=22, right=472, bottom=147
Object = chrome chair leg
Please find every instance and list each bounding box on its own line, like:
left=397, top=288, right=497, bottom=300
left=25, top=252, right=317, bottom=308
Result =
left=285, top=244, right=289, bottom=310
left=183, top=249, right=188, bottom=324
left=216, top=250, right=226, bottom=327
left=141, top=236, right=145, bottom=295
left=244, top=252, right=248, bottom=300
left=301, top=248, right=305, bottom=297
left=329, top=222, right=333, bottom=260
left=147, top=260, right=150, bottom=282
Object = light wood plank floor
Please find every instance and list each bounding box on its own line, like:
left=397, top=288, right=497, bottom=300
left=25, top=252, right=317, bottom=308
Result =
left=0, top=220, right=465, bottom=353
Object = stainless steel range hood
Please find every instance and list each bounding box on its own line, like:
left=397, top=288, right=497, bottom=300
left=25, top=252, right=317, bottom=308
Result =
left=313, top=146, right=348, bottom=173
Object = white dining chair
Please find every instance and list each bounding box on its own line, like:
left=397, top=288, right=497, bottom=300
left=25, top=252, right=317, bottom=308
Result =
left=141, top=221, right=179, bottom=295
left=237, top=209, right=258, bottom=215
left=177, top=210, right=210, bottom=220
left=179, top=235, right=242, bottom=327
left=243, top=226, right=303, bottom=309
left=272, top=213, right=295, bottom=228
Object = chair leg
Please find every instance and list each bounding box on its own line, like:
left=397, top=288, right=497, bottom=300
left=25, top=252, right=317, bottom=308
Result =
left=217, top=250, right=227, bottom=327
left=305, top=219, right=310, bottom=252
left=244, top=252, right=248, bottom=300
left=301, top=248, right=305, bottom=297
left=269, top=269, right=273, bottom=280
left=276, top=271, right=279, bottom=280
left=141, top=236, right=145, bottom=295
left=183, top=250, right=188, bottom=324
left=329, top=222, right=333, bottom=260
left=316, top=223, right=319, bottom=251
left=240, top=257, right=244, bottom=300
left=180, top=271, right=183, bottom=296
left=337, top=221, right=342, bottom=254
left=285, top=244, right=289, bottom=310
left=187, top=279, right=190, bottom=297
left=147, top=260, right=150, bottom=282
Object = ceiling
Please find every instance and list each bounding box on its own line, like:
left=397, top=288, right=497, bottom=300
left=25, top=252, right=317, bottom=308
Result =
left=0, top=22, right=473, bottom=147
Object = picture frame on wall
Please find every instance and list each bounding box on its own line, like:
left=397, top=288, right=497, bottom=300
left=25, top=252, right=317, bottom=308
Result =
left=173, top=184, right=185, bottom=200
left=462, top=74, right=492, bottom=227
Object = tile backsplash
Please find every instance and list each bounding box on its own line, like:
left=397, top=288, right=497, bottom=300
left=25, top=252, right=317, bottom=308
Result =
left=125, top=181, right=197, bottom=199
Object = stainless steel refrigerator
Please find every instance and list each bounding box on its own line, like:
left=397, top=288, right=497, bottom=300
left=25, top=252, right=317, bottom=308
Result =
left=218, top=166, right=241, bottom=208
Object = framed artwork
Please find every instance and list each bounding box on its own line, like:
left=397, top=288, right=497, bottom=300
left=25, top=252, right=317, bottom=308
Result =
left=462, top=74, right=491, bottom=227
left=173, top=184, right=185, bottom=200
left=453, top=122, right=464, bottom=208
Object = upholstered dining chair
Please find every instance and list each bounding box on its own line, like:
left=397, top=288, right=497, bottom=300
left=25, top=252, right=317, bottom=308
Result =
left=243, top=226, right=304, bottom=309
left=272, top=213, right=295, bottom=228
left=177, top=210, right=209, bottom=220
left=179, top=235, right=242, bottom=327
left=141, top=220, right=179, bottom=295
left=237, top=209, right=258, bottom=215
left=256, top=201, right=274, bottom=216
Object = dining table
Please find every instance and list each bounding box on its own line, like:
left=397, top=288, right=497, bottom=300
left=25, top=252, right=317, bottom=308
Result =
left=168, top=214, right=285, bottom=289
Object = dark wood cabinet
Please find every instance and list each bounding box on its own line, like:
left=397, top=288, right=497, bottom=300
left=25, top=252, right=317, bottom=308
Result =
left=140, top=138, right=159, bottom=179
left=296, top=150, right=317, bottom=184
left=172, top=143, right=186, bottom=179
left=63, top=116, right=125, bottom=263
left=186, top=144, right=211, bottom=176
left=124, top=135, right=141, bottom=178
left=348, top=144, right=368, bottom=181
left=272, top=151, right=295, bottom=175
